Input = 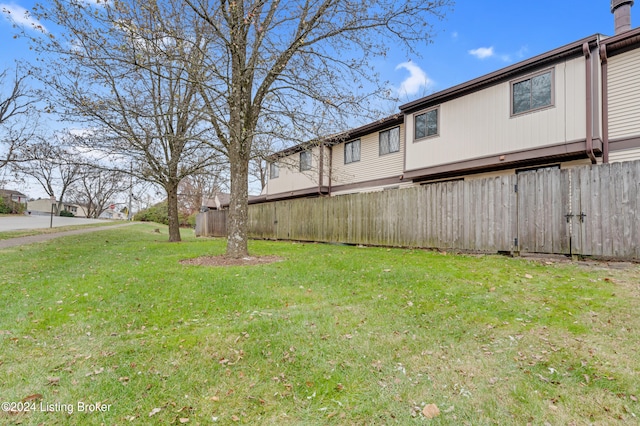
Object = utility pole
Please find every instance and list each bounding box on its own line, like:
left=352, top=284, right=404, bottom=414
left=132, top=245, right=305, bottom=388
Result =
left=127, top=162, right=133, bottom=221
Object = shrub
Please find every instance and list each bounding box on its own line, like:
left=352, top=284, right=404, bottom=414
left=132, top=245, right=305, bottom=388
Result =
left=0, top=197, right=26, bottom=215
left=134, top=201, right=192, bottom=227
left=134, top=201, right=169, bottom=225
left=59, top=210, right=75, bottom=217
left=186, top=212, right=198, bottom=228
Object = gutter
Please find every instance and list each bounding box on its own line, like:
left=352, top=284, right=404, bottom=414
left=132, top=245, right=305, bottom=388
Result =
left=401, top=35, right=600, bottom=114
left=583, top=42, right=597, bottom=164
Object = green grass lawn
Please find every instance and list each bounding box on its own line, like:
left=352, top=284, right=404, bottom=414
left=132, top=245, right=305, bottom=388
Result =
left=1, top=223, right=638, bottom=425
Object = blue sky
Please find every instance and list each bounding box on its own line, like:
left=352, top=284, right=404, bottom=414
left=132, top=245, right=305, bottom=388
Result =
left=1, top=1, right=623, bottom=102
left=0, top=0, right=629, bottom=197
left=386, top=1, right=620, bottom=102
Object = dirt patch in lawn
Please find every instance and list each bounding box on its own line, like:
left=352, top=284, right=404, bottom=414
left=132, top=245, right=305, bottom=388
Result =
left=180, top=255, right=284, bottom=267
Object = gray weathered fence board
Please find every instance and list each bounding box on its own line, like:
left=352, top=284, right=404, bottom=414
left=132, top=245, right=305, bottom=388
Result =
left=196, top=160, right=640, bottom=260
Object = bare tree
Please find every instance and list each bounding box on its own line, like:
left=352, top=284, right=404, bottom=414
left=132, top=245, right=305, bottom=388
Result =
left=179, top=171, right=227, bottom=217
left=13, top=138, right=80, bottom=214
left=28, top=0, right=452, bottom=255
left=70, top=166, right=129, bottom=218
left=0, top=67, right=37, bottom=170
left=182, top=0, right=453, bottom=257
left=28, top=0, right=222, bottom=241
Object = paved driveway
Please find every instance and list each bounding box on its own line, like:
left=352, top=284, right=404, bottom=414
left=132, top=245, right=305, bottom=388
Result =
left=0, top=215, right=115, bottom=232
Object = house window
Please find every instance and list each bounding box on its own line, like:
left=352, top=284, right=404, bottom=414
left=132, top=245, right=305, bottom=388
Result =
left=344, top=139, right=360, bottom=164
left=300, top=150, right=311, bottom=171
left=269, top=162, right=279, bottom=179
left=511, top=69, right=553, bottom=115
left=379, top=126, right=400, bottom=155
left=414, top=108, right=438, bottom=140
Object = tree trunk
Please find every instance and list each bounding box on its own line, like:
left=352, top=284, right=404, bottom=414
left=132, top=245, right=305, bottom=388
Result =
left=226, top=149, right=249, bottom=258
left=166, top=181, right=182, bottom=242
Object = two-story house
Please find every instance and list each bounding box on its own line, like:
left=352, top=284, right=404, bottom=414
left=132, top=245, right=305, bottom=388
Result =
left=255, top=0, right=640, bottom=203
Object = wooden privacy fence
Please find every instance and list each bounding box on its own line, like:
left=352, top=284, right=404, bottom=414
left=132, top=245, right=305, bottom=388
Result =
left=196, top=160, right=640, bottom=259
left=195, top=208, right=227, bottom=237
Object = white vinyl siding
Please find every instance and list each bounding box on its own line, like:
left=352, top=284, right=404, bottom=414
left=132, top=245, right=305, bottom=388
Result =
left=332, top=124, right=405, bottom=186
left=405, top=58, right=586, bottom=172
left=265, top=146, right=327, bottom=195
left=608, top=49, right=640, bottom=140
left=609, top=147, right=640, bottom=163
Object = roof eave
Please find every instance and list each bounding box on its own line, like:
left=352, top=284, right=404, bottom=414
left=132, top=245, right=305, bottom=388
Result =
left=602, top=26, right=640, bottom=56
left=267, top=113, right=404, bottom=161
left=400, top=34, right=602, bottom=114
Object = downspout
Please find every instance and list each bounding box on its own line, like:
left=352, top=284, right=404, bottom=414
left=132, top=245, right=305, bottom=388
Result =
left=328, top=145, right=333, bottom=195
left=583, top=42, right=597, bottom=164
left=599, top=44, right=610, bottom=163
left=318, top=142, right=324, bottom=195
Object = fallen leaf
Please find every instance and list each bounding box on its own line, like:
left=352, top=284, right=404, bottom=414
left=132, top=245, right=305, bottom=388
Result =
left=149, top=407, right=161, bottom=417
left=537, top=374, right=550, bottom=383
left=630, top=395, right=637, bottom=402
left=47, top=377, right=60, bottom=386
left=22, top=394, right=43, bottom=402
left=231, top=415, right=240, bottom=422
left=422, top=404, right=440, bottom=419
left=179, top=418, right=189, bottom=424
left=524, top=274, right=533, bottom=279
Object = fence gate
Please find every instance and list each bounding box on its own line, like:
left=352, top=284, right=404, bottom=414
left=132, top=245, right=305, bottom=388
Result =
left=516, top=167, right=584, bottom=255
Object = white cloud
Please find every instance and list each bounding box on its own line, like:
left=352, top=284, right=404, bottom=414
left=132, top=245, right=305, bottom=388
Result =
left=395, top=61, right=434, bottom=97
left=0, top=3, right=47, bottom=33
left=468, top=46, right=494, bottom=60
left=516, top=46, right=529, bottom=59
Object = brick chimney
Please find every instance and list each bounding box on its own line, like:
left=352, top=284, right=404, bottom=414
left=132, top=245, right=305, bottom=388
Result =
left=612, top=0, right=634, bottom=34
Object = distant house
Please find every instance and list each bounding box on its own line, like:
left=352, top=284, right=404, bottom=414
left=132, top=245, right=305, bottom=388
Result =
left=201, top=192, right=268, bottom=210
left=0, top=189, right=28, bottom=205
left=201, top=193, right=231, bottom=211
left=258, top=1, right=640, bottom=202
left=98, top=205, right=126, bottom=220
left=27, top=198, right=89, bottom=217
